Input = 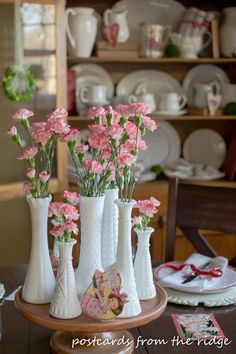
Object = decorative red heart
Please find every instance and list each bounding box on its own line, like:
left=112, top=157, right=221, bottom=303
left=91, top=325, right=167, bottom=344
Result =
left=102, top=23, right=119, bottom=47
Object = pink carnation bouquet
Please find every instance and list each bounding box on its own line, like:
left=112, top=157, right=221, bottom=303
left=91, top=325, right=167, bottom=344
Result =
left=7, top=108, right=69, bottom=198
left=49, top=190, right=80, bottom=243
left=133, top=197, right=160, bottom=231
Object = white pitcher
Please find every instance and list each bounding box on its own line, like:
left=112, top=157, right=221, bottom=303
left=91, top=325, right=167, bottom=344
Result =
left=103, top=9, right=129, bottom=43
left=66, top=7, right=97, bottom=57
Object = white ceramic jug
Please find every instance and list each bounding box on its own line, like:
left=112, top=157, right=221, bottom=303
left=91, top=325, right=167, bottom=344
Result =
left=103, top=9, right=129, bottom=42
left=66, top=7, right=97, bottom=57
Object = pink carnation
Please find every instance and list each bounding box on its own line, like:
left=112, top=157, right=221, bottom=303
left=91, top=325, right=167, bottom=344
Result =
left=60, top=203, right=80, bottom=221
left=125, top=121, right=141, bottom=139
left=12, top=108, right=34, bottom=121
left=83, top=160, right=103, bottom=174
left=63, top=190, right=80, bottom=205
left=63, top=220, right=79, bottom=235
left=109, top=162, right=116, bottom=181
left=132, top=216, right=142, bottom=226
left=87, top=106, right=105, bottom=119
left=88, top=133, right=110, bottom=151
left=48, top=116, right=70, bottom=134
left=26, top=168, right=36, bottom=179
left=60, top=128, right=79, bottom=142
left=48, top=108, right=68, bottom=119
left=31, top=129, right=52, bottom=146
left=50, top=225, right=64, bottom=237
left=135, top=199, right=159, bottom=217
left=124, top=138, right=147, bottom=151
left=117, top=152, right=137, bottom=167
left=143, top=116, right=157, bottom=132
left=39, top=171, right=50, bottom=183
left=75, top=144, right=89, bottom=153
left=23, top=181, right=32, bottom=194
left=103, top=147, right=112, bottom=159
left=108, top=123, right=124, bottom=140
left=88, top=124, right=106, bottom=134
left=49, top=202, right=63, bottom=217
left=129, top=103, right=151, bottom=116
left=150, top=197, right=161, bottom=207
left=7, top=126, right=17, bottom=136
left=17, top=147, right=38, bottom=160
left=115, top=104, right=130, bottom=117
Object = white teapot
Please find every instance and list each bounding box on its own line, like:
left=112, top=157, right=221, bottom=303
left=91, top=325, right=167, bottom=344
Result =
left=103, top=8, right=129, bottom=42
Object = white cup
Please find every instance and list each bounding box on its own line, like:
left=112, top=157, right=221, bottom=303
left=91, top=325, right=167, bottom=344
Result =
left=128, top=92, right=156, bottom=112
left=193, top=82, right=220, bottom=109
left=158, top=93, right=187, bottom=112
left=79, top=85, right=108, bottom=105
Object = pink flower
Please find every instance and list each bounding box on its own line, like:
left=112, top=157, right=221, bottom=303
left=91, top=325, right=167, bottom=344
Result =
left=124, top=138, right=147, bottom=151
left=109, top=162, right=116, bottom=181
left=23, top=181, right=32, bottom=194
left=107, top=123, right=124, bottom=140
left=7, top=126, right=17, bottom=136
left=63, top=190, right=80, bottom=205
left=103, top=147, right=112, bottom=159
left=115, top=104, right=130, bottom=117
left=48, top=108, right=68, bottom=119
left=150, top=197, right=161, bottom=207
left=129, top=103, right=151, bottom=116
left=75, top=144, right=89, bottom=153
left=135, top=199, right=159, bottom=217
left=32, top=130, right=52, bottom=146
left=87, top=106, right=105, bottom=119
left=60, top=203, right=80, bottom=221
left=60, top=128, right=79, bottom=142
left=49, top=202, right=63, bottom=217
left=132, top=216, right=142, bottom=226
left=88, top=124, right=106, bottom=134
left=31, top=122, right=48, bottom=130
left=12, top=108, right=34, bottom=121
left=83, top=160, right=104, bottom=175
left=39, top=171, right=50, bottom=183
left=125, top=121, right=140, bottom=139
left=143, top=116, right=157, bottom=132
left=17, top=147, right=38, bottom=160
left=50, top=225, right=64, bottom=237
left=63, top=220, right=79, bottom=235
left=47, top=116, right=70, bottom=134
left=26, top=168, right=36, bottom=179
left=117, top=152, right=137, bottom=167
left=88, top=133, right=110, bottom=151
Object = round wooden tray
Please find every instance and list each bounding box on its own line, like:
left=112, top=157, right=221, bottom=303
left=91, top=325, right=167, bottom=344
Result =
left=15, top=285, right=167, bottom=354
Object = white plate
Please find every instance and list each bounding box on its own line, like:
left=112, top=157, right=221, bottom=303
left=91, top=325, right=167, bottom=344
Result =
left=154, top=109, right=187, bottom=116
left=183, top=129, right=226, bottom=169
left=182, top=64, right=230, bottom=107
left=0, top=283, right=5, bottom=299
left=117, top=70, right=183, bottom=98
left=163, top=168, right=225, bottom=181
left=112, top=0, right=185, bottom=41
left=138, top=121, right=181, bottom=169
left=154, top=261, right=236, bottom=294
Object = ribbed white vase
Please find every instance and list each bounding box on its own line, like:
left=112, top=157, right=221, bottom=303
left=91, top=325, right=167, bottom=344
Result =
left=115, top=199, right=141, bottom=318
left=50, top=239, right=81, bottom=319
left=75, top=196, right=104, bottom=299
left=134, top=227, right=156, bottom=300
left=22, top=195, right=56, bottom=304
left=101, top=189, right=119, bottom=269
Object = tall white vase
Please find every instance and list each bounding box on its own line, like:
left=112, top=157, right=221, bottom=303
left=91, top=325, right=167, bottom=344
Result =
left=50, top=239, right=81, bottom=319
left=115, top=199, right=141, bottom=318
left=101, top=189, right=119, bottom=269
left=22, top=195, right=55, bottom=304
left=75, top=196, right=104, bottom=299
left=134, top=227, right=156, bottom=300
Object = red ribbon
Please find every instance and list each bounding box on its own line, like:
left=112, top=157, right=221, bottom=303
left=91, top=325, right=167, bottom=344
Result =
left=159, top=263, right=223, bottom=278
left=181, top=20, right=210, bottom=29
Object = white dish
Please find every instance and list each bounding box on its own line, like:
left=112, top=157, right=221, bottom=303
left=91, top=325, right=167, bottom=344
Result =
left=88, top=100, right=110, bottom=107
left=137, top=171, right=157, bottom=183
left=117, top=70, right=183, bottom=98
left=154, top=109, right=187, bottom=116
left=183, top=129, right=226, bottom=169
left=162, top=286, right=236, bottom=307
left=182, top=64, right=230, bottom=107
left=138, top=120, right=181, bottom=169
left=112, top=0, right=185, bottom=41
left=154, top=261, right=236, bottom=294
left=163, top=167, right=225, bottom=181
left=0, top=283, right=5, bottom=299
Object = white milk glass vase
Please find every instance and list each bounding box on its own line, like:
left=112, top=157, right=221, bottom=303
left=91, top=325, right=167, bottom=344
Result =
left=134, top=227, right=156, bottom=300
left=101, top=188, right=119, bottom=269
left=115, top=199, right=141, bottom=318
left=50, top=239, right=81, bottom=319
left=75, top=196, right=105, bottom=299
left=22, top=195, right=55, bottom=304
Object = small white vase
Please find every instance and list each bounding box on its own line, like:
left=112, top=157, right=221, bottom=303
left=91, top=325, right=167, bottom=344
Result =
left=75, top=196, right=104, bottom=299
left=134, top=227, right=156, bottom=300
left=115, top=199, right=141, bottom=318
left=101, top=189, right=119, bottom=269
left=22, top=195, right=55, bottom=304
left=50, top=239, right=81, bottom=319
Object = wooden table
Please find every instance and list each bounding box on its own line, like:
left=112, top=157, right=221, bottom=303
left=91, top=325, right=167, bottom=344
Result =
left=0, top=265, right=236, bottom=353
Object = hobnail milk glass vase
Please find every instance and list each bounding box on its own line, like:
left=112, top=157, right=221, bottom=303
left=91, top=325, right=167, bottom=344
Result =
left=134, top=227, right=156, bottom=300
left=75, top=196, right=105, bottom=299
left=50, top=239, right=81, bottom=319
left=101, top=189, right=119, bottom=269
left=115, top=199, right=141, bottom=318
left=22, top=195, right=56, bottom=304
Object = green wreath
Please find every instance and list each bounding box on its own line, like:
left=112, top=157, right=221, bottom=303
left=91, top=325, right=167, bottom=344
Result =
left=2, top=66, right=37, bottom=102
